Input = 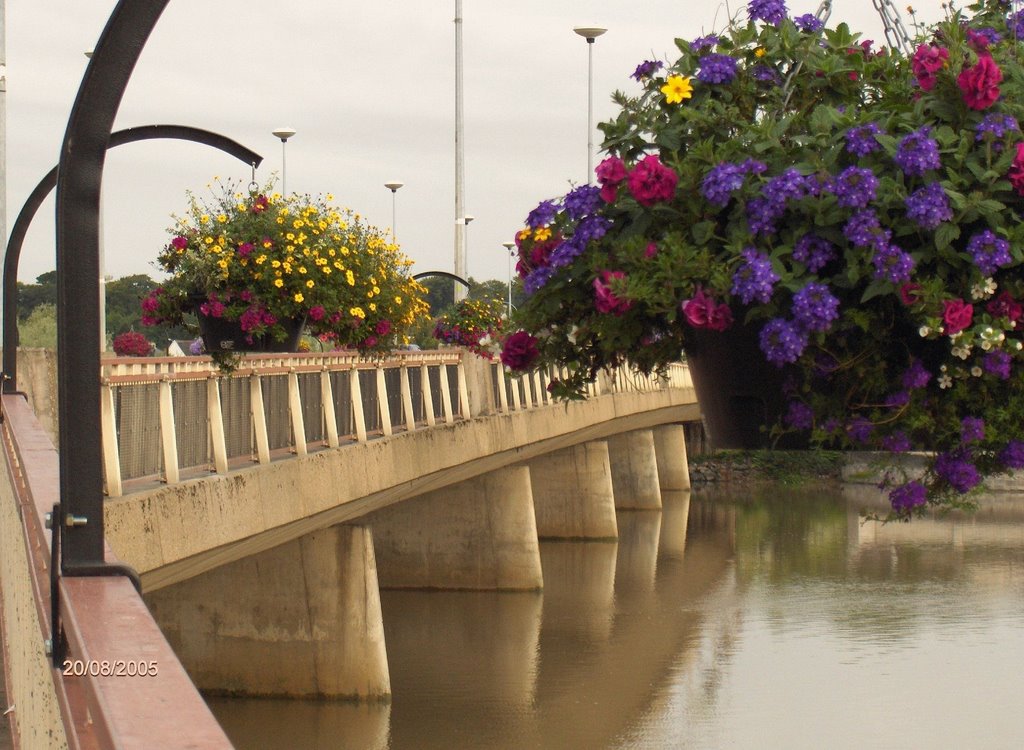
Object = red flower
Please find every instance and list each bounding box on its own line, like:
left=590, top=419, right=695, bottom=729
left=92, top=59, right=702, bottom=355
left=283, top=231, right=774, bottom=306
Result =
left=626, top=155, right=678, bottom=207
left=375, top=319, right=392, bottom=336
left=596, top=156, right=627, bottom=203
left=1009, top=143, right=1024, bottom=196
left=911, top=44, right=948, bottom=91
left=593, top=270, right=632, bottom=315
left=171, top=235, right=188, bottom=250
left=942, top=299, right=974, bottom=335
left=681, top=287, right=733, bottom=332
left=898, top=283, right=923, bottom=305
left=112, top=331, right=153, bottom=357
left=308, top=305, right=326, bottom=321
left=957, top=54, right=1002, bottom=110
left=986, top=291, right=1023, bottom=323
left=500, top=331, right=540, bottom=371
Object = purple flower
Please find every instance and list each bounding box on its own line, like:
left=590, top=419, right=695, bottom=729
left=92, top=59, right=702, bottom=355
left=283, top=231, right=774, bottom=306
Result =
left=961, top=416, right=985, bottom=443
left=631, top=59, right=664, bottom=81
left=793, top=13, right=824, bottom=33
left=784, top=401, right=814, bottom=430
left=905, top=183, right=953, bottom=230
left=984, top=350, right=1012, bottom=380
left=872, top=241, right=915, bottom=284
left=701, top=162, right=750, bottom=207
left=732, top=248, right=780, bottom=304
left=690, top=34, right=720, bottom=52
left=746, top=196, right=785, bottom=236
left=562, top=184, right=602, bottom=220
left=895, top=127, right=941, bottom=176
left=759, top=318, right=807, bottom=366
left=999, top=440, right=1024, bottom=469
left=793, top=233, right=836, bottom=272
left=752, top=64, right=781, bottom=84
left=935, top=450, right=982, bottom=493
left=844, top=210, right=883, bottom=248
left=885, top=390, right=911, bottom=408
left=526, top=200, right=557, bottom=228
left=882, top=432, right=912, bottom=452
left=792, top=281, right=840, bottom=332
left=523, top=266, right=555, bottom=295
left=748, top=0, right=788, bottom=26
left=697, top=53, right=739, bottom=84
left=845, top=122, right=884, bottom=156
left=901, top=360, right=932, bottom=389
left=189, top=337, right=204, bottom=355
left=831, top=166, right=879, bottom=209
left=847, top=416, right=874, bottom=444
left=765, top=168, right=808, bottom=204
left=975, top=112, right=1019, bottom=142
left=966, top=230, right=1012, bottom=276
left=889, top=481, right=928, bottom=512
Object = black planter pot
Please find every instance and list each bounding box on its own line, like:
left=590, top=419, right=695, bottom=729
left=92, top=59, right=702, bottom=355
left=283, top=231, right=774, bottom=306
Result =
left=683, top=320, right=804, bottom=450
left=196, top=311, right=306, bottom=353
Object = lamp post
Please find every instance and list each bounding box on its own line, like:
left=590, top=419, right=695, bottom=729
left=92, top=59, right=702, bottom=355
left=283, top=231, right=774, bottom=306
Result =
left=463, top=214, right=474, bottom=282
left=384, top=180, right=403, bottom=240
left=272, top=127, right=296, bottom=195
left=573, top=26, right=607, bottom=184
left=502, top=240, right=515, bottom=317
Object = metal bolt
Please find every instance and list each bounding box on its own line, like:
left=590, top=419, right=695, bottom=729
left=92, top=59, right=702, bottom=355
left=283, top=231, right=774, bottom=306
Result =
left=44, top=639, right=52, bottom=656
left=44, top=512, right=53, bottom=529
left=65, top=515, right=88, bottom=527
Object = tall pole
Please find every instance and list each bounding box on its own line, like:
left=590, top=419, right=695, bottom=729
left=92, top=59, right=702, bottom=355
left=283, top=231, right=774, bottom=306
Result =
left=84, top=50, right=106, bottom=351
left=454, top=0, right=467, bottom=302
left=384, top=181, right=403, bottom=240
left=0, top=0, right=6, bottom=305
left=574, top=27, right=606, bottom=184
left=272, top=127, right=296, bottom=195
left=503, top=240, right=515, bottom=317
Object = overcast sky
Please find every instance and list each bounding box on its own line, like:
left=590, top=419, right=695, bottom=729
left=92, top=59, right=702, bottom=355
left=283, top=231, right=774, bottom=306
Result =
left=4, top=0, right=950, bottom=287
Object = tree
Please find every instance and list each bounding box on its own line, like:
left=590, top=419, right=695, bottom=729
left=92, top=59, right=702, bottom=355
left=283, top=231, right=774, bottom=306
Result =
left=16, top=271, right=58, bottom=319
left=18, top=303, right=57, bottom=348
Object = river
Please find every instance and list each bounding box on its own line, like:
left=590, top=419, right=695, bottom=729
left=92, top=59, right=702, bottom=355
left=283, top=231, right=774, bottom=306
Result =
left=207, top=484, right=1024, bottom=749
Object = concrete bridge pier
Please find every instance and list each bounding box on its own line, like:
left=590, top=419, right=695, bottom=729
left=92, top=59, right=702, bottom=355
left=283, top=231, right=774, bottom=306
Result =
left=607, top=429, right=663, bottom=510
left=652, top=424, right=691, bottom=491
left=368, top=466, right=544, bottom=591
left=144, top=525, right=390, bottom=700
left=527, top=441, right=618, bottom=540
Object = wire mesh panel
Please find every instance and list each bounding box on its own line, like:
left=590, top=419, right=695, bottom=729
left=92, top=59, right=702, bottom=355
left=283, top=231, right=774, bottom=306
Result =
left=407, top=366, right=425, bottom=424
left=172, top=379, right=210, bottom=472
left=261, top=374, right=292, bottom=451
left=219, top=377, right=253, bottom=461
left=427, top=365, right=444, bottom=417
left=383, top=367, right=404, bottom=430
left=297, top=372, right=324, bottom=444
left=359, top=369, right=381, bottom=433
left=447, top=364, right=461, bottom=417
left=329, top=370, right=355, bottom=439
left=115, top=383, right=162, bottom=481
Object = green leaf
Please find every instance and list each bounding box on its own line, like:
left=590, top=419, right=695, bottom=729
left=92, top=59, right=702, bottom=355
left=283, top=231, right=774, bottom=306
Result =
left=934, top=223, right=961, bottom=252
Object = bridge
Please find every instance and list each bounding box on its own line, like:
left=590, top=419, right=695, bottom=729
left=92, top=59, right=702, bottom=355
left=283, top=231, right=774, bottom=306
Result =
left=0, top=348, right=701, bottom=748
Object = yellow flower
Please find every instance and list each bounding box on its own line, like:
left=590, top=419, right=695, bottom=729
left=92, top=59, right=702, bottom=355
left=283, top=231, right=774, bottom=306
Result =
left=346, top=270, right=355, bottom=285
left=217, top=214, right=228, bottom=223
left=306, top=280, right=314, bottom=288
left=534, top=227, right=552, bottom=242
left=755, top=47, right=766, bottom=58
left=350, top=306, right=366, bottom=319
left=294, top=293, right=304, bottom=303
left=517, top=228, right=531, bottom=242
left=274, top=279, right=284, bottom=288
left=369, top=303, right=377, bottom=312
left=661, top=75, right=694, bottom=104
left=394, top=296, right=402, bottom=304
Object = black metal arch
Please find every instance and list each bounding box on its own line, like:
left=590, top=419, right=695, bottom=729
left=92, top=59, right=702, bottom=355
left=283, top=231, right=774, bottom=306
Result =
left=2, top=124, right=262, bottom=393
left=412, top=270, right=471, bottom=288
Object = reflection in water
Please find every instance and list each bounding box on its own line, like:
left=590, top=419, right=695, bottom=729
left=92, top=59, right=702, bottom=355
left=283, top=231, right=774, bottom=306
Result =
left=209, top=485, right=1024, bottom=749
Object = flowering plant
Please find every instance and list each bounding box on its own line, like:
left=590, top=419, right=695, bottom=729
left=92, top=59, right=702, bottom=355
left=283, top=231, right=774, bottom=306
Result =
left=142, top=178, right=429, bottom=357
left=112, top=330, right=153, bottom=357
left=432, top=298, right=505, bottom=357
left=504, top=1, right=1024, bottom=516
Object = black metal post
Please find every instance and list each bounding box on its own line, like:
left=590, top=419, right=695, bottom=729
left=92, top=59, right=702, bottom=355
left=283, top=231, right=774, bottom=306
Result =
left=55, top=0, right=169, bottom=565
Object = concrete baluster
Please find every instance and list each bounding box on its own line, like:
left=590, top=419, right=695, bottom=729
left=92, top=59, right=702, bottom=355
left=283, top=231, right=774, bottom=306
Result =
left=207, top=377, right=229, bottom=474
left=250, top=373, right=271, bottom=463
left=100, top=382, right=123, bottom=497
left=421, top=363, right=436, bottom=427
left=158, top=378, right=180, bottom=485
left=376, top=366, right=392, bottom=437
left=399, top=365, right=416, bottom=432
left=288, top=370, right=308, bottom=455
left=321, top=369, right=339, bottom=448
left=438, top=363, right=454, bottom=424
left=350, top=366, right=368, bottom=443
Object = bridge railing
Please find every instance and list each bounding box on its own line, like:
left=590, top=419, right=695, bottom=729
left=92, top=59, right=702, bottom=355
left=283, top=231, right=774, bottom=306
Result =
left=101, top=350, right=690, bottom=497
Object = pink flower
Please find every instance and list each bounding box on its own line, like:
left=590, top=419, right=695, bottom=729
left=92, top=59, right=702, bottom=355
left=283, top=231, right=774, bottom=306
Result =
left=644, top=242, right=658, bottom=259
left=362, top=335, right=378, bottom=349
left=898, top=283, right=923, bottom=305
left=626, top=155, right=678, bottom=207
left=942, top=299, right=974, bottom=335
left=986, top=291, right=1023, bottom=323
left=252, top=194, right=269, bottom=213
left=596, top=156, right=627, bottom=203
left=171, top=235, right=188, bottom=250
left=375, top=319, right=392, bottom=336
left=958, top=54, right=1002, bottom=110
left=911, top=44, right=948, bottom=91
left=500, top=331, right=540, bottom=371
left=681, top=287, right=733, bottom=332
left=237, top=242, right=254, bottom=258
left=308, top=305, right=326, bottom=321
left=1009, top=143, right=1024, bottom=196
left=593, top=270, right=632, bottom=315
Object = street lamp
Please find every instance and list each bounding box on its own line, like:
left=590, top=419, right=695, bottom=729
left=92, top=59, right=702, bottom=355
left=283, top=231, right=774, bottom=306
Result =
left=573, top=26, right=607, bottom=184
left=502, top=241, right=515, bottom=317
left=384, top=181, right=404, bottom=240
left=272, top=127, right=296, bottom=195
left=463, top=214, right=474, bottom=281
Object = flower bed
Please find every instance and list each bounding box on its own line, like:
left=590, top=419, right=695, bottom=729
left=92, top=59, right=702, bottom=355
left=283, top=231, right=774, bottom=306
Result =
left=502, top=1, right=1024, bottom=517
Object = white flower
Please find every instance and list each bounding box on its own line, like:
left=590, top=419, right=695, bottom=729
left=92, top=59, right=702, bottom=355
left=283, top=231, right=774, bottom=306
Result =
left=938, top=374, right=953, bottom=389
left=919, top=326, right=931, bottom=337
left=971, top=366, right=983, bottom=377
left=1016, top=341, right=1024, bottom=352
left=567, top=325, right=579, bottom=345
left=981, top=341, right=992, bottom=350
left=970, top=278, right=997, bottom=300
left=952, top=346, right=971, bottom=360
